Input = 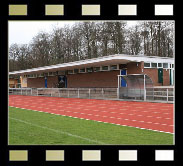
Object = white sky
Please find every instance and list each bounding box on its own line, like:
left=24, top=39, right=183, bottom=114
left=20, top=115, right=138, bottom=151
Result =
left=9, top=21, right=137, bottom=45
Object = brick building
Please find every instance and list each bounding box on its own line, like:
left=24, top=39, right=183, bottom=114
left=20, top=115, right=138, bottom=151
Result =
left=9, top=54, right=174, bottom=88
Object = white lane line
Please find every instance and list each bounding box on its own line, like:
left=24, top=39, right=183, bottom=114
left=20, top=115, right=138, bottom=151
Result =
left=9, top=117, right=105, bottom=144
left=165, top=118, right=171, bottom=120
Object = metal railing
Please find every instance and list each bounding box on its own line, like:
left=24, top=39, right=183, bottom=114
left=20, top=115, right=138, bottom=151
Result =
left=9, top=88, right=32, bottom=95
left=146, top=86, right=174, bottom=103
left=9, top=88, right=118, bottom=100
left=9, top=86, right=174, bottom=103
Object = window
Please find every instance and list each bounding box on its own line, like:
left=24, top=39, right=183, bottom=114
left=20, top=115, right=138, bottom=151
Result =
left=28, top=74, right=34, bottom=78
left=93, top=67, right=100, bottom=72
left=158, top=63, right=162, bottom=68
left=52, top=72, right=57, bottom=76
left=33, top=74, right=37, bottom=78
left=40, top=73, right=44, bottom=77
left=151, top=63, right=157, bottom=68
left=80, top=68, right=86, bottom=73
left=68, top=70, right=74, bottom=74
left=44, top=73, right=48, bottom=76
left=172, top=64, right=174, bottom=68
left=49, top=72, right=53, bottom=76
left=102, top=66, right=109, bottom=71
left=58, top=71, right=65, bottom=75
left=163, top=63, right=168, bottom=68
left=144, top=63, right=150, bottom=68
left=110, top=65, right=118, bottom=70
left=86, top=67, right=93, bottom=73
left=74, top=69, right=79, bottom=74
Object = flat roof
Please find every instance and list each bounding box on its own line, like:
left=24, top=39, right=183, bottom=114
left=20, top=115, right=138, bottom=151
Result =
left=9, top=54, right=174, bottom=75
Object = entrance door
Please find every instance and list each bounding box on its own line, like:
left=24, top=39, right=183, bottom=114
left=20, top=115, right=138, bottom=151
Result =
left=121, top=69, right=127, bottom=87
left=58, top=75, right=67, bottom=88
left=45, top=77, right=47, bottom=88
left=158, top=68, right=163, bottom=85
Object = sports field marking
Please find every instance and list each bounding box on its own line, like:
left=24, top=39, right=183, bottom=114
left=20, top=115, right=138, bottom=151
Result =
left=9, top=117, right=105, bottom=144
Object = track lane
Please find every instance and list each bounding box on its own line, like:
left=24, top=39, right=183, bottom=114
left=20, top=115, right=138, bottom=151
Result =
left=9, top=95, right=174, bottom=133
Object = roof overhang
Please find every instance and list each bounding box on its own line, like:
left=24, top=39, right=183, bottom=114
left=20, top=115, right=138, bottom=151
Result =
left=9, top=54, right=174, bottom=75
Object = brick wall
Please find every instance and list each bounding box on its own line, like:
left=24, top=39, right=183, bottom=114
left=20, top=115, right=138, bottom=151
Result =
left=67, top=70, right=120, bottom=88
left=27, top=76, right=58, bottom=88
left=143, top=68, right=170, bottom=86
left=127, top=62, right=143, bottom=74
left=126, top=62, right=170, bottom=86
left=162, top=69, right=170, bottom=86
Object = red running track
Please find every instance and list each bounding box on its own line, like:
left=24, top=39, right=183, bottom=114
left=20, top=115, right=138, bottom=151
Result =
left=9, top=95, right=174, bottom=134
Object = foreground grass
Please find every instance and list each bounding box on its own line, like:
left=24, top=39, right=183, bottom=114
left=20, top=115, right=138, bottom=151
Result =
left=9, top=107, right=173, bottom=145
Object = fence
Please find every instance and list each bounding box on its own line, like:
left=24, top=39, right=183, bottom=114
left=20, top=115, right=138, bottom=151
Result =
left=9, top=88, right=118, bottom=100
left=9, top=86, right=174, bottom=103
left=146, top=86, right=174, bottom=103
left=9, top=88, right=32, bottom=95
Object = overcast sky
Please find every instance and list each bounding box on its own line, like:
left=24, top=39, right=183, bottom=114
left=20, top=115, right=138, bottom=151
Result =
left=9, top=21, right=137, bottom=45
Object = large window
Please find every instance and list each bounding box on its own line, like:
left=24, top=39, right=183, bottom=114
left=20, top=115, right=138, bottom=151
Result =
left=38, top=73, right=44, bottom=77
left=151, top=63, right=157, bottom=68
left=48, top=72, right=54, bottom=76
left=80, top=68, right=86, bottom=73
left=86, top=67, right=93, bottom=73
left=68, top=70, right=74, bottom=74
left=44, top=73, right=48, bottom=76
left=74, top=69, right=79, bottom=74
left=27, top=74, right=34, bottom=78
left=93, top=67, right=100, bottom=72
left=110, top=65, right=118, bottom=70
left=33, top=74, right=37, bottom=78
left=163, top=63, right=168, bottom=68
left=102, top=66, right=109, bottom=71
left=144, top=63, right=151, bottom=68
left=158, top=63, right=162, bottom=68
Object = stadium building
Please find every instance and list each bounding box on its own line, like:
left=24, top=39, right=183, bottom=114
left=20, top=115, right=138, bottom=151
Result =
left=9, top=54, right=174, bottom=88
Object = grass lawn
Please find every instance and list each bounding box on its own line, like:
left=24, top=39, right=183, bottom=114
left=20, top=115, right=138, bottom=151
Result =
left=9, top=107, right=174, bottom=145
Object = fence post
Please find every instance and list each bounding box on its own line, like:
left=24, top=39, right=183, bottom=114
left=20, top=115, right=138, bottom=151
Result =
left=31, top=88, right=32, bottom=95
left=68, top=89, right=70, bottom=98
left=102, top=88, right=104, bottom=98
left=89, top=89, right=91, bottom=99
left=37, top=89, right=38, bottom=96
left=167, top=88, right=169, bottom=102
left=78, top=89, right=80, bottom=98
left=144, top=75, right=146, bottom=101
left=21, top=88, right=22, bottom=95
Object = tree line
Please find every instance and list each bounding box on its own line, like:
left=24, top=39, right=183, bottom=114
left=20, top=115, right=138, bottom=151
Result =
left=9, top=21, right=174, bottom=72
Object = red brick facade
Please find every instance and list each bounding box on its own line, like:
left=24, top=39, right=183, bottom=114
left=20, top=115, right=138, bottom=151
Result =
left=126, top=61, right=170, bottom=86
left=26, top=62, right=170, bottom=88
left=27, top=76, right=58, bottom=88
left=67, top=70, right=119, bottom=88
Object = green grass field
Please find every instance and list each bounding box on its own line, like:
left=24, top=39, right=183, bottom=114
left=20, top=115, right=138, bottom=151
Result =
left=9, top=107, right=174, bottom=145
